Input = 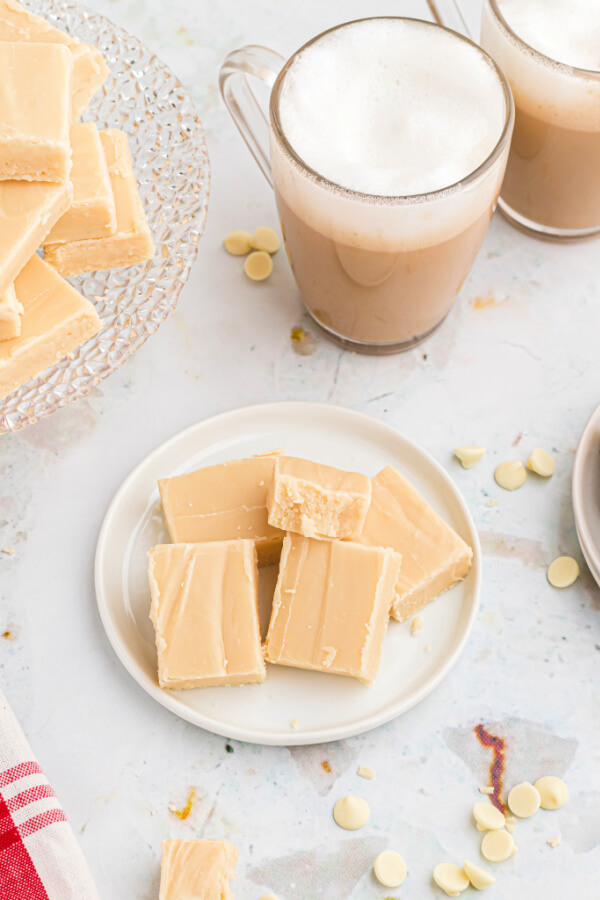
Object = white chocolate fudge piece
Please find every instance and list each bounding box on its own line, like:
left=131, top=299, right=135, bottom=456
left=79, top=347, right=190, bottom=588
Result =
left=0, top=178, right=72, bottom=296
left=158, top=453, right=285, bottom=567
left=0, top=283, right=23, bottom=340
left=267, top=456, right=372, bottom=539
left=0, top=254, right=100, bottom=399
left=44, top=129, right=154, bottom=274
left=159, top=839, right=238, bottom=900
left=265, top=534, right=401, bottom=683
left=44, top=123, right=116, bottom=243
left=0, top=0, right=109, bottom=121
left=148, top=541, right=266, bottom=689
left=356, top=466, right=473, bottom=621
left=0, top=42, right=72, bottom=182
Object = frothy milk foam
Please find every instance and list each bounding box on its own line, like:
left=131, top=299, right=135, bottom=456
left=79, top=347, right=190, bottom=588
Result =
left=278, top=19, right=505, bottom=197
left=497, top=0, right=600, bottom=71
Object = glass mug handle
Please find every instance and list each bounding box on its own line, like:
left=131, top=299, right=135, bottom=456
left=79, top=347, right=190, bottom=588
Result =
left=219, top=46, right=286, bottom=189
left=425, top=0, right=474, bottom=38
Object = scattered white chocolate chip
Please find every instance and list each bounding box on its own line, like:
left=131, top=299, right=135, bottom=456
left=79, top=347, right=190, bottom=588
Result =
left=547, top=834, right=562, bottom=849
left=290, top=718, right=299, bottom=730
left=504, top=816, right=516, bottom=834
left=547, top=556, right=579, bottom=588
left=473, top=800, right=505, bottom=831
left=251, top=226, right=280, bottom=254
left=486, top=499, right=499, bottom=507
left=1, top=547, right=15, bottom=555
left=494, top=460, right=527, bottom=491
left=373, top=850, right=407, bottom=888
left=527, top=448, right=555, bottom=477
left=508, top=782, right=541, bottom=818
left=479, top=786, right=494, bottom=795
left=481, top=829, right=517, bottom=862
left=357, top=764, right=375, bottom=780
left=463, top=860, right=495, bottom=891
left=244, top=250, right=273, bottom=281
left=224, top=229, right=252, bottom=256
left=333, top=795, right=370, bottom=830
left=534, top=776, right=569, bottom=810
left=454, top=446, right=486, bottom=469
left=433, top=863, right=469, bottom=896
left=410, top=616, right=423, bottom=636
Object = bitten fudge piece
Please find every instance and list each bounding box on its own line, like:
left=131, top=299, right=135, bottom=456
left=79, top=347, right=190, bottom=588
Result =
left=44, top=123, right=117, bottom=243
left=0, top=179, right=72, bottom=296
left=44, top=129, right=155, bottom=274
left=265, top=534, right=401, bottom=684
left=0, top=284, right=23, bottom=340
left=267, top=456, right=372, bottom=539
left=0, top=255, right=101, bottom=399
left=148, top=541, right=266, bottom=689
left=0, top=0, right=109, bottom=121
left=159, top=839, right=239, bottom=900
left=0, top=42, right=72, bottom=182
left=356, top=466, right=473, bottom=621
left=158, top=452, right=285, bottom=567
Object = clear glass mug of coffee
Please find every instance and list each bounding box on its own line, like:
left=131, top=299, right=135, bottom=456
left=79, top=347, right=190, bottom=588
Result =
left=480, top=0, right=600, bottom=240
left=219, top=18, right=514, bottom=354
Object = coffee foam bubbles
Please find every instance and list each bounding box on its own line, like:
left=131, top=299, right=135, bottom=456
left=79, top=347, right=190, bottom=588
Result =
left=497, top=0, right=600, bottom=71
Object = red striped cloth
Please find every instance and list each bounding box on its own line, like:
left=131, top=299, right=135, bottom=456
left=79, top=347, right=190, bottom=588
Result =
left=0, top=690, right=99, bottom=900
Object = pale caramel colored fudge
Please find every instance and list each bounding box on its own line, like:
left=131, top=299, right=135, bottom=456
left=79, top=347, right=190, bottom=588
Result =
left=0, top=178, right=72, bottom=296
left=148, top=541, right=266, bottom=690
left=265, top=534, right=401, bottom=684
left=44, top=129, right=154, bottom=275
left=267, top=456, right=372, bottom=539
left=356, top=466, right=473, bottom=621
left=0, top=42, right=72, bottom=182
left=44, top=123, right=116, bottom=243
left=159, top=839, right=238, bottom=900
left=0, top=283, right=22, bottom=340
left=0, top=0, right=109, bottom=121
left=158, top=452, right=285, bottom=567
left=0, top=254, right=101, bottom=399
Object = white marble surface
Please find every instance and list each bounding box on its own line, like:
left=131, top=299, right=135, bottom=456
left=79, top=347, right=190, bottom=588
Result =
left=1, top=0, right=599, bottom=897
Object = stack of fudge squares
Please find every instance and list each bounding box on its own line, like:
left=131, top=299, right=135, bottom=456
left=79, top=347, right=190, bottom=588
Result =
left=0, top=0, right=154, bottom=400
left=148, top=450, right=473, bottom=688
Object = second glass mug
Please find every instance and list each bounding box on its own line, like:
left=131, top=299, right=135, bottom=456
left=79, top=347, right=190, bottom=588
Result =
left=219, top=18, right=514, bottom=355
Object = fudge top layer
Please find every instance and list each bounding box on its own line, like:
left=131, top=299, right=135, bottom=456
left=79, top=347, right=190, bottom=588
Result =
left=159, top=839, right=238, bottom=900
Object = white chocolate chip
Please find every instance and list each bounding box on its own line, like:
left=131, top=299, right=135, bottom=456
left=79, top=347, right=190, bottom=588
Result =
left=547, top=834, right=562, bottom=848
left=473, top=800, right=505, bottom=831
left=357, top=765, right=375, bottom=780
left=479, top=786, right=494, bottom=795
left=508, top=782, right=541, bottom=818
left=410, top=616, right=423, bottom=636
left=333, top=795, right=369, bottom=830
left=1, top=547, right=15, bottom=555
left=454, top=446, right=486, bottom=469
left=527, top=448, right=555, bottom=477
left=534, top=776, right=569, bottom=810
left=433, top=863, right=469, bottom=896
left=224, top=229, right=252, bottom=256
left=504, top=816, right=516, bottom=833
left=251, top=226, right=280, bottom=254
left=494, top=461, right=527, bottom=491
left=481, top=829, right=517, bottom=862
left=244, top=250, right=273, bottom=281
left=547, top=556, right=579, bottom=588
left=463, top=860, right=495, bottom=890
left=373, top=850, right=407, bottom=888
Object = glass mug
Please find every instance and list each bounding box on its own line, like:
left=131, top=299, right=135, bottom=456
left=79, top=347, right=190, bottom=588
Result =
left=219, top=18, right=514, bottom=355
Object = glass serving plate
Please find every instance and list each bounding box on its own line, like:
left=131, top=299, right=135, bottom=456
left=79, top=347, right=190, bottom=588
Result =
left=0, top=0, right=210, bottom=434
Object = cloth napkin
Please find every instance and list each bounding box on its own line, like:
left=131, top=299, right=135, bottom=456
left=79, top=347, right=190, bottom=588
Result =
left=0, top=689, right=99, bottom=900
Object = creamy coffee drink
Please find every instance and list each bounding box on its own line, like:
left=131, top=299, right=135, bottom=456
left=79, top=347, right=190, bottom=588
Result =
left=481, top=0, right=600, bottom=236
left=268, top=19, right=511, bottom=352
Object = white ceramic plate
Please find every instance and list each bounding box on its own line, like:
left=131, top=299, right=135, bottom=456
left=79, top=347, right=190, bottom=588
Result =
left=95, top=402, right=481, bottom=745
left=573, top=399, right=600, bottom=588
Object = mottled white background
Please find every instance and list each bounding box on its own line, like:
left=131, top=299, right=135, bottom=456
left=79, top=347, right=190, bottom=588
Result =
left=1, top=0, right=599, bottom=897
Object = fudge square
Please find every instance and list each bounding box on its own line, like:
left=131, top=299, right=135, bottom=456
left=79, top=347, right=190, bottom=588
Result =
left=0, top=42, right=72, bottom=182
left=356, top=466, right=473, bottom=621
left=160, top=839, right=239, bottom=900
left=44, top=128, right=155, bottom=275
left=0, top=283, right=23, bottom=340
left=148, top=541, right=266, bottom=689
left=267, top=456, right=372, bottom=539
left=158, top=452, right=285, bottom=567
left=265, top=534, right=401, bottom=684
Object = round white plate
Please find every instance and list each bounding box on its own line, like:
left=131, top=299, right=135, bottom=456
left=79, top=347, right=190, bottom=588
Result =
left=95, top=402, right=481, bottom=745
left=573, top=399, right=600, bottom=588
